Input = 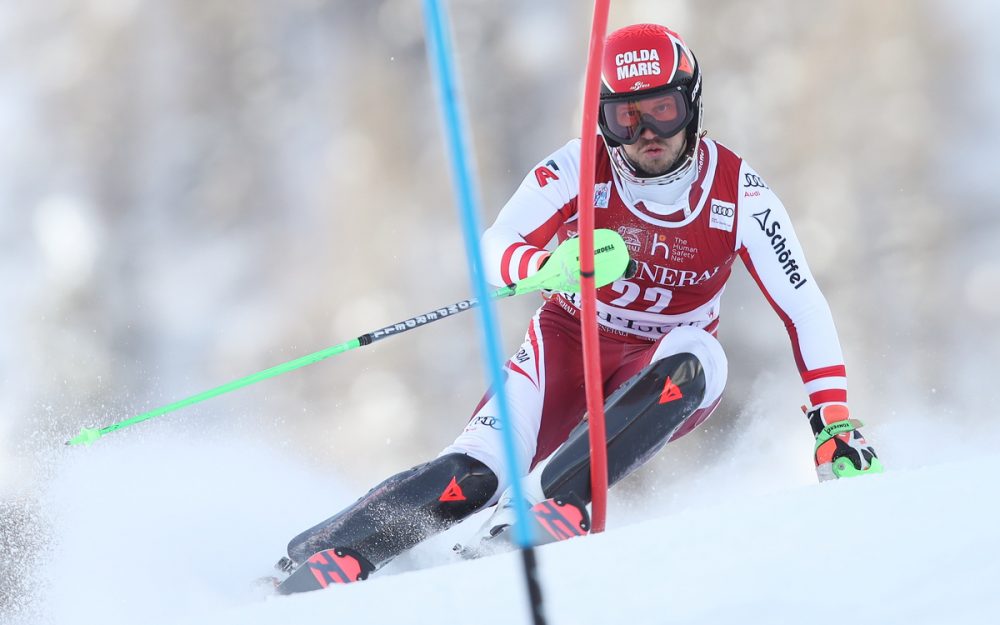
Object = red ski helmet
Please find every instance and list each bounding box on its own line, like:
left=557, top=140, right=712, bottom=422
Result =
left=598, top=24, right=702, bottom=152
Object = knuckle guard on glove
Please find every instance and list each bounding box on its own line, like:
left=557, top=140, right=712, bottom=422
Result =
left=805, top=403, right=883, bottom=481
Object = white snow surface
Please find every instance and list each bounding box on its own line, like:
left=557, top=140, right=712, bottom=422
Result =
left=12, top=411, right=1000, bottom=625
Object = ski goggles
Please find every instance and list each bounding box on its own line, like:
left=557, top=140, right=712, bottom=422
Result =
left=599, top=86, right=693, bottom=145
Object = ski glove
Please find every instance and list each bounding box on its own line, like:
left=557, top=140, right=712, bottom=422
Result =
left=805, top=403, right=884, bottom=482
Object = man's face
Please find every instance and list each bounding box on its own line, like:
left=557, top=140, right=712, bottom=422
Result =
left=621, top=127, right=687, bottom=176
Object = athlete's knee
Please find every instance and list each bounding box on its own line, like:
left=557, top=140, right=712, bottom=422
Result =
left=442, top=395, right=541, bottom=504
left=652, top=326, right=727, bottom=406
left=436, top=446, right=514, bottom=507
left=431, top=453, right=500, bottom=512
left=539, top=351, right=709, bottom=502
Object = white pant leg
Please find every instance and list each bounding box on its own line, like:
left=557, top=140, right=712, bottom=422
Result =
left=439, top=373, right=543, bottom=506
left=650, top=326, right=728, bottom=408
left=440, top=315, right=547, bottom=505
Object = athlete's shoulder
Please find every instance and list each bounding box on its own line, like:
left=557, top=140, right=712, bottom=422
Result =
left=545, top=138, right=583, bottom=166
left=557, top=135, right=610, bottom=167
left=700, top=137, right=744, bottom=191
left=514, top=138, right=581, bottom=193
left=704, top=138, right=776, bottom=186
left=702, top=136, right=744, bottom=170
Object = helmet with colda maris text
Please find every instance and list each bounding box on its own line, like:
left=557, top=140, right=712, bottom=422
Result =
left=598, top=24, right=703, bottom=183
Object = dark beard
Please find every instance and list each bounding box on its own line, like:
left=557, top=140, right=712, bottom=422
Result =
left=626, top=136, right=688, bottom=177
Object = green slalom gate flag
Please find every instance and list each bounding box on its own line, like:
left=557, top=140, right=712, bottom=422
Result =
left=66, top=229, right=631, bottom=446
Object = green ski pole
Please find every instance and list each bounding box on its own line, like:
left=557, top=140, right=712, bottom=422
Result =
left=66, top=229, right=632, bottom=446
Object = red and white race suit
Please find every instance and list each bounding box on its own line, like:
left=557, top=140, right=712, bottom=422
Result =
left=441, top=136, right=847, bottom=496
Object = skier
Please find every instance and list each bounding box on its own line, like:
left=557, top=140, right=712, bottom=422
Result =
left=277, top=23, right=882, bottom=583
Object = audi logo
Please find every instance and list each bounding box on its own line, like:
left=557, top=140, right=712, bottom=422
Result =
left=743, top=173, right=769, bottom=189
left=712, top=204, right=734, bottom=217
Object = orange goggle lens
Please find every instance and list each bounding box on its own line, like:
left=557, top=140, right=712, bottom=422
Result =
left=600, top=88, right=690, bottom=145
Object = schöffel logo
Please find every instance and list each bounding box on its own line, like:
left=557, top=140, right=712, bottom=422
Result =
left=709, top=200, right=735, bottom=232
left=743, top=173, right=769, bottom=189
left=751, top=208, right=808, bottom=290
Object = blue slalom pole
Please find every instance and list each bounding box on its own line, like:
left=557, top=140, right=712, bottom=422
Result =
left=421, top=2, right=547, bottom=623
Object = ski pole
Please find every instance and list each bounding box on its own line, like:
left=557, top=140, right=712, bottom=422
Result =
left=66, top=229, right=632, bottom=446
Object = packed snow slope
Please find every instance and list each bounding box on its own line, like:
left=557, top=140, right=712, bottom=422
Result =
left=10, top=412, right=1000, bottom=625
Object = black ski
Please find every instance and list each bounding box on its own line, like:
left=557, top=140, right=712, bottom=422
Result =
left=455, top=493, right=591, bottom=559
left=275, top=547, right=375, bottom=595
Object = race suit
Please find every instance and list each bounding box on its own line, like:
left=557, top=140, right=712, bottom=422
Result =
left=441, top=136, right=847, bottom=496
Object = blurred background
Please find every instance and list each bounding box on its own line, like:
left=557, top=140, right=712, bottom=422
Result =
left=2, top=0, right=999, bottom=603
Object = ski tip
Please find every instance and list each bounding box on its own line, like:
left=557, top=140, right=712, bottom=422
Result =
left=275, top=548, right=375, bottom=595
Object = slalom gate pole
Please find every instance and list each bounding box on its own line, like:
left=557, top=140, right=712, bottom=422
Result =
left=421, top=1, right=547, bottom=624
left=578, top=0, right=612, bottom=533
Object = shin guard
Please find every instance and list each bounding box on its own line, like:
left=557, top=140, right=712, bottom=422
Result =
left=541, top=352, right=706, bottom=503
left=286, top=453, right=497, bottom=568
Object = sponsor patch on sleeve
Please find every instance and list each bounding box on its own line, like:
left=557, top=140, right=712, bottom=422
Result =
left=709, top=199, right=736, bottom=232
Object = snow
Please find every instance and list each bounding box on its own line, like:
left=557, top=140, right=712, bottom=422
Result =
left=7, top=411, right=998, bottom=625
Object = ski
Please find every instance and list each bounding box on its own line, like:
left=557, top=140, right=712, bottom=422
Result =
left=529, top=495, right=590, bottom=542
left=455, top=493, right=590, bottom=559
left=275, top=547, right=375, bottom=595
